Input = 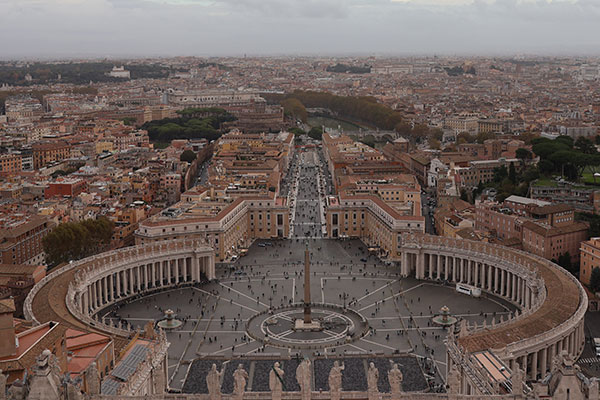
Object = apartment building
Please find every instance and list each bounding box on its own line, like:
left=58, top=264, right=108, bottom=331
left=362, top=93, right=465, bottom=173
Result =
left=530, top=179, right=600, bottom=213
left=580, top=238, right=600, bottom=287
left=135, top=188, right=289, bottom=261
left=455, top=157, right=519, bottom=188
left=0, top=216, right=55, bottom=265
left=32, top=141, right=72, bottom=169
left=475, top=196, right=588, bottom=264
left=325, top=174, right=424, bottom=259
left=0, top=154, right=22, bottom=176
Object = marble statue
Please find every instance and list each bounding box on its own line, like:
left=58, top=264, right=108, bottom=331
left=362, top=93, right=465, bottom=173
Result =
left=367, top=362, right=379, bottom=400
left=296, top=359, right=312, bottom=400
left=328, top=361, right=344, bottom=400
left=206, top=364, right=223, bottom=400
left=6, top=379, right=23, bottom=400
left=269, top=362, right=284, bottom=400
left=388, top=363, right=403, bottom=396
left=233, top=364, right=248, bottom=400
left=512, top=364, right=526, bottom=394
left=87, top=362, right=100, bottom=396
left=447, top=364, right=461, bottom=394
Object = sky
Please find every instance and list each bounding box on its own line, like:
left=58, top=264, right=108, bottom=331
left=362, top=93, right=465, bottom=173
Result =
left=1, top=0, right=599, bottom=58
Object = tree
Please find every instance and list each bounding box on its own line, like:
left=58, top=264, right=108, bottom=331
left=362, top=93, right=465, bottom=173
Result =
left=475, top=131, right=495, bottom=144
left=308, top=127, right=323, bottom=141
left=515, top=148, right=532, bottom=161
left=508, top=162, right=517, bottom=184
left=281, top=98, right=307, bottom=123
left=554, top=252, right=575, bottom=276
left=538, top=159, right=554, bottom=175
left=43, top=218, right=114, bottom=267
left=289, top=127, right=306, bottom=136
left=460, top=188, right=469, bottom=202
left=574, top=136, right=597, bottom=154
left=493, top=166, right=508, bottom=183
left=121, top=117, right=137, bottom=126
left=431, top=128, right=444, bottom=141
left=180, top=149, right=197, bottom=163
left=576, top=212, right=600, bottom=237
left=590, top=268, right=600, bottom=293
left=522, top=167, right=540, bottom=183
left=360, top=135, right=376, bottom=148
left=428, top=138, right=441, bottom=150
left=264, top=90, right=403, bottom=131
left=549, top=150, right=575, bottom=177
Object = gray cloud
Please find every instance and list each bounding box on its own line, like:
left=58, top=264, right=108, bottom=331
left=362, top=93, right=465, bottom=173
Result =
left=0, top=0, right=598, bottom=57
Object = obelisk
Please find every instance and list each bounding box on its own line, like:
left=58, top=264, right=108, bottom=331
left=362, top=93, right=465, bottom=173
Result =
left=303, top=243, right=311, bottom=324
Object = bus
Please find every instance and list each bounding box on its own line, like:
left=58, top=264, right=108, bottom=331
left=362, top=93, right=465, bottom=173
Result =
left=456, top=283, right=482, bottom=298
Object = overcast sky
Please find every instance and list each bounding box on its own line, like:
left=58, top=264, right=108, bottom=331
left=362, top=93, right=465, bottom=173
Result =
left=1, top=0, right=599, bottom=58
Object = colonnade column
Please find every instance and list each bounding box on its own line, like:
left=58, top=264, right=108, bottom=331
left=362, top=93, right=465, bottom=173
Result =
left=116, top=271, right=121, bottom=298
left=532, top=350, right=538, bottom=380
left=208, top=256, right=215, bottom=280
left=192, top=256, right=199, bottom=282
left=540, top=347, right=548, bottom=377
left=429, top=255, right=435, bottom=280
left=136, top=267, right=141, bottom=291
left=129, top=268, right=134, bottom=294
left=453, top=257, right=458, bottom=282
left=150, top=262, right=155, bottom=288
left=160, top=260, right=164, bottom=285
left=445, top=256, right=449, bottom=281
left=91, top=282, right=97, bottom=309
left=494, top=266, right=499, bottom=293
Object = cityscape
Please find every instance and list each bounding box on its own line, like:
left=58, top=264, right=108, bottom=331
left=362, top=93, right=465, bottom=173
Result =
left=1, top=1, right=600, bottom=400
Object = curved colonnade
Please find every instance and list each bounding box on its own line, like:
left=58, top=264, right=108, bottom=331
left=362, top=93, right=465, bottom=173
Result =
left=25, top=240, right=215, bottom=338
left=400, top=233, right=587, bottom=383
left=25, top=234, right=586, bottom=390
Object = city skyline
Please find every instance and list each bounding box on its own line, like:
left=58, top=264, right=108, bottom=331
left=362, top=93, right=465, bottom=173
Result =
left=1, top=0, right=600, bottom=58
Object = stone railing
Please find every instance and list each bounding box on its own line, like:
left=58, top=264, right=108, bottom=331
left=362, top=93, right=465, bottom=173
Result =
left=447, top=339, right=495, bottom=395
left=90, top=393, right=526, bottom=399
left=401, top=233, right=587, bottom=359
left=120, top=330, right=170, bottom=396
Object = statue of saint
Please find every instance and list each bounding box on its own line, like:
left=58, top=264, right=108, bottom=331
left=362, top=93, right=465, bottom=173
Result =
left=367, top=362, right=379, bottom=400
left=233, top=364, right=248, bottom=400
left=206, top=364, right=223, bottom=400
left=296, top=359, right=312, bottom=400
left=328, top=361, right=344, bottom=400
left=388, top=363, right=403, bottom=395
left=87, top=363, right=100, bottom=396
left=269, top=362, right=284, bottom=400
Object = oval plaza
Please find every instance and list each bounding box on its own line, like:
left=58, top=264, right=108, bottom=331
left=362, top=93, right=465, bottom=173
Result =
left=22, top=133, right=591, bottom=399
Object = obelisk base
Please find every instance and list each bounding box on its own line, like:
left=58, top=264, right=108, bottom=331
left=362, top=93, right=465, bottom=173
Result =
left=294, top=319, right=322, bottom=331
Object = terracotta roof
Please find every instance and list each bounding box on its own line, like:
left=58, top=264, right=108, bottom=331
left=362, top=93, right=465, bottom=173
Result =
left=521, top=220, right=588, bottom=237
left=530, top=203, right=573, bottom=215
left=0, top=298, right=15, bottom=313
left=0, top=264, right=43, bottom=277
